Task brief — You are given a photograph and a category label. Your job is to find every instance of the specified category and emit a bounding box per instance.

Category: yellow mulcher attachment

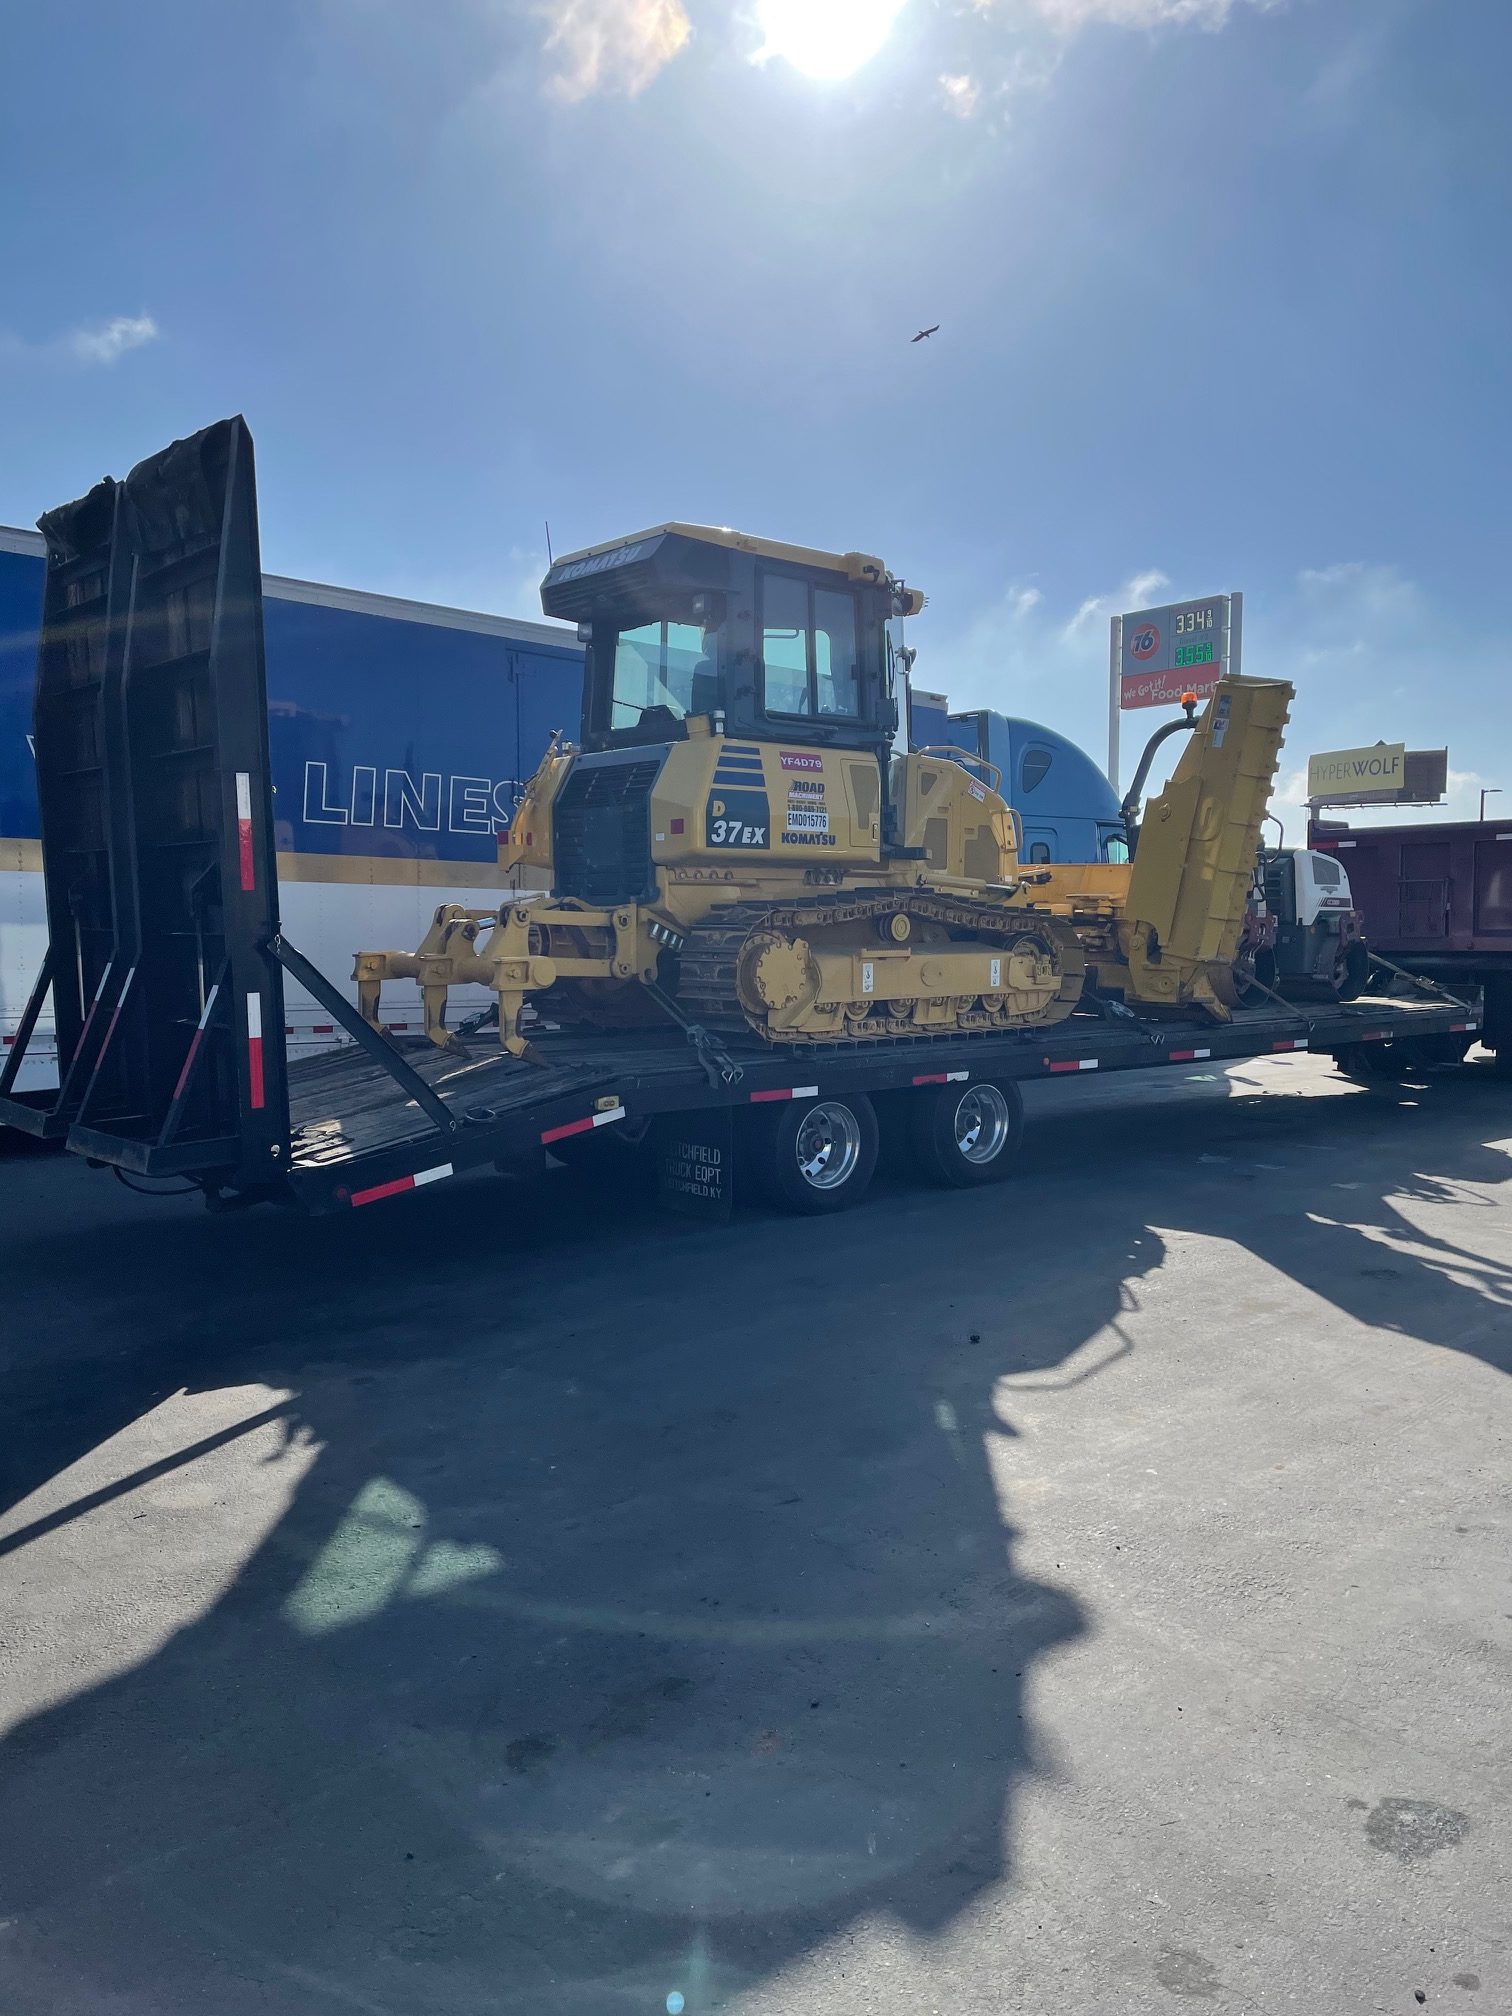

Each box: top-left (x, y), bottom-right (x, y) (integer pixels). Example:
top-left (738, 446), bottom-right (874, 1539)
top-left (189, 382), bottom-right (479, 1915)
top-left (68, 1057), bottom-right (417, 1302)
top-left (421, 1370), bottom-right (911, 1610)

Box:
top-left (1007, 674), bottom-right (1292, 1019)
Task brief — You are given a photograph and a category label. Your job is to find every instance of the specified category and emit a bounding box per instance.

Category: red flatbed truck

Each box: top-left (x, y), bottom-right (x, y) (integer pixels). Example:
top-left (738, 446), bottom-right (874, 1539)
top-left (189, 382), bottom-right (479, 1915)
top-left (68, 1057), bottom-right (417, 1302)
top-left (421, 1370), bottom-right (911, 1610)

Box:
top-left (1311, 817), bottom-right (1512, 1070)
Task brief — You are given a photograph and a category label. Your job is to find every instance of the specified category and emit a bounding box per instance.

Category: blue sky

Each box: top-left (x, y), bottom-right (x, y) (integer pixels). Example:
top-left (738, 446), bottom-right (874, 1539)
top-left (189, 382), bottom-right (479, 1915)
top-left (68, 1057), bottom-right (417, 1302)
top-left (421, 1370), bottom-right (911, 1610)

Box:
top-left (2, 0), bottom-right (1509, 821)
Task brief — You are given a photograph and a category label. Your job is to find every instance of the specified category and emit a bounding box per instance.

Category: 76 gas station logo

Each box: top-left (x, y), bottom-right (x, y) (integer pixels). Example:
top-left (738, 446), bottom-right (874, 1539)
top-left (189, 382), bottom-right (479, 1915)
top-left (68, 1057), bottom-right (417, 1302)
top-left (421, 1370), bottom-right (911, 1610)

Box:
top-left (1128, 622), bottom-right (1161, 662)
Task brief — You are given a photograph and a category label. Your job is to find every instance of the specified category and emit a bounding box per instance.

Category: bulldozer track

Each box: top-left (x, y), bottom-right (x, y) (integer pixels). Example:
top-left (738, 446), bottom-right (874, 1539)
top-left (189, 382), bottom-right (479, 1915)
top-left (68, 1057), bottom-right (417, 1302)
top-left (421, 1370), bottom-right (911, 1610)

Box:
top-left (674, 891), bottom-right (1086, 1049)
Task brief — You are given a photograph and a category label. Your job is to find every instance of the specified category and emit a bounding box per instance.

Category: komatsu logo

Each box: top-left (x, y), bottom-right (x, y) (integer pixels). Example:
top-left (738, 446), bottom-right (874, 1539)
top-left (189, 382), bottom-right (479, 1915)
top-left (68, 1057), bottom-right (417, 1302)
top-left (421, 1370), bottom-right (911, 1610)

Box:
top-left (549, 540), bottom-right (648, 584)
top-left (302, 762), bottom-right (518, 835)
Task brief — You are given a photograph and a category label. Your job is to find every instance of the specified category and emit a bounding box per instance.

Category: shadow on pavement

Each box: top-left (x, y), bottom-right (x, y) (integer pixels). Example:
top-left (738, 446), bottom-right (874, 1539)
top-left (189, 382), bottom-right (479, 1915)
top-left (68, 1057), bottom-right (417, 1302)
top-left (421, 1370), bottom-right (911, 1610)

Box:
top-left (0, 1059), bottom-right (1508, 2011)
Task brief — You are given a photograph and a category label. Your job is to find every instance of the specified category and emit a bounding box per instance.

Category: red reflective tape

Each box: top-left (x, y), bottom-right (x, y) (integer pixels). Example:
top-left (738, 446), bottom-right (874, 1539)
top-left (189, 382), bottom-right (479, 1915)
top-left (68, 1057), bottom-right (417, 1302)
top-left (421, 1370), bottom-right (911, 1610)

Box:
top-left (750, 1088), bottom-right (792, 1102)
top-left (541, 1113), bottom-right (596, 1144)
top-left (75, 960), bottom-right (114, 1049)
top-left (170, 1028), bottom-right (206, 1102)
top-left (350, 1162), bottom-right (452, 1207)
top-left (351, 1174), bottom-right (415, 1207)
top-left (2, 1035), bottom-right (13, 1047)
top-left (235, 773), bottom-right (255, 892)
top-left (312, 1024), bottom-right (335, 1035)
top-left (94, 966), bottom-right (136, 1063)
top-left (246, 991), bottom-right (265, 1108)
top-left (1451, 1021), bottom-right (1476, 1032)
top-left (1046, 1058), bottom-right (1098, 1074)
top-left (750, 1083), bottom-right (819, 1103)
top-left (1271, 1039), bottom-right (1309, 1052)
top-left (912, 1073), bottom-right (947, 1085)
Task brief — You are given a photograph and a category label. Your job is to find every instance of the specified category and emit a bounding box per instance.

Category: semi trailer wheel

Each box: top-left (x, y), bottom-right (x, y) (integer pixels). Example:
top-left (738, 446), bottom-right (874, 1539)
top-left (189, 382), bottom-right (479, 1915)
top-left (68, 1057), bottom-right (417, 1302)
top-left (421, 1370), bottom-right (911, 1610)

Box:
top-left (1332, 1043), bottom-right (1386, 1084)
top-left (1333, 1035), bottom-right (1470, 1083)
top-left (909, 1079), bottom-right (1023, 1187)
top-left (757, 1095), bottom-right (879, 1214)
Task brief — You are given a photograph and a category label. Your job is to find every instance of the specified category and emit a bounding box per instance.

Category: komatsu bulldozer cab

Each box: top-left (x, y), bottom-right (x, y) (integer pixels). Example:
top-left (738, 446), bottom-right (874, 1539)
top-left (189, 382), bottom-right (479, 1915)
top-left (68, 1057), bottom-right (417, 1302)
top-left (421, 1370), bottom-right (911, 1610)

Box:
top-left (540, 523), bottom-right (919, 759)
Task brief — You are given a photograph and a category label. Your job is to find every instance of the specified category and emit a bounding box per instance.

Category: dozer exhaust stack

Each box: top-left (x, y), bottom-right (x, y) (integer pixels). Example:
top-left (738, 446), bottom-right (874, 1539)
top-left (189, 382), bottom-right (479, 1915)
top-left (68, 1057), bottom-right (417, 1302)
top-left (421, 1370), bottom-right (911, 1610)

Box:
top-left (1119, 674), bottom-right (1292, 1017)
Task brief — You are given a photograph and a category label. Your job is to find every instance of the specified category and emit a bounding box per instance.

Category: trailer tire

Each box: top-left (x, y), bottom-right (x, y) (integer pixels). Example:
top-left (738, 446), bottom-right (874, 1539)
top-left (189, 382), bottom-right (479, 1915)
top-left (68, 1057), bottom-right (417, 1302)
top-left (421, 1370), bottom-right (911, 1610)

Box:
top-left (1399, 1033), bottom-right (1474, 1071)
top-left (908, 1079), bottom-right (1023, 1187)
top-left (1332, 1043), bottom-right (1387, 1084)
top-left (757, 1095), bottom-right (879, 1214)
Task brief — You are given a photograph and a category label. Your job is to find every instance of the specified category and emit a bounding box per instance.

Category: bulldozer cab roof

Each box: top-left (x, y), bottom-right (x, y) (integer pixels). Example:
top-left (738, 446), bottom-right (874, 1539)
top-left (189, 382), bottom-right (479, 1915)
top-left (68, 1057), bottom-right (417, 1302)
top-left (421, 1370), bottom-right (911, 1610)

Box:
top-left (541, 522), bottom-right (925, 623)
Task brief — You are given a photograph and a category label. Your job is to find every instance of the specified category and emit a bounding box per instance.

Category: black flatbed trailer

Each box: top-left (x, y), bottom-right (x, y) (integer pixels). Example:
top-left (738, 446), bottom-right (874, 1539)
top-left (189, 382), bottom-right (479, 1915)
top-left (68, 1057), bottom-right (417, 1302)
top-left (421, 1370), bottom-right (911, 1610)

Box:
top-left (259, 992), bottom-right (1476, 1214)
top-left (0, 418), bottom-right (1484, 1219)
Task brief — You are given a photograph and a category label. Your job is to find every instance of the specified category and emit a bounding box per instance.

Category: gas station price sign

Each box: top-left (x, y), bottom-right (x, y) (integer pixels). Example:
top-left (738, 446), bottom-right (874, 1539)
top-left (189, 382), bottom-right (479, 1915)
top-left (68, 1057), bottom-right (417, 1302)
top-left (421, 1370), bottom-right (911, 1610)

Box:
top-left (1119, 595), bottom-right (1234, 711)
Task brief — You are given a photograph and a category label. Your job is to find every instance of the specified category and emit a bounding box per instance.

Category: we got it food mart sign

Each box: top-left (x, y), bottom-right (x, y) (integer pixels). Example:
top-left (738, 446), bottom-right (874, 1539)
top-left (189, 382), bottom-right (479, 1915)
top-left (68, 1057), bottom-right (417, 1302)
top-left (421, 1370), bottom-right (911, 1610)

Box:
top-left (1119, 594), bottom-right (1236, 710)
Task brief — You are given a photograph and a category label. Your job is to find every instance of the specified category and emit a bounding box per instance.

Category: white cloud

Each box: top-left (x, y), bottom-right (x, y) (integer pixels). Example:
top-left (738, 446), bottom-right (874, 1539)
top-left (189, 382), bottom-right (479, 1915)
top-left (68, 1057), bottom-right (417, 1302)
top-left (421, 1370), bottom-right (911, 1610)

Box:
top-left (539, 0), bottom-right (690, 101)
top-left (0, 313), bottom-right (161, 369)
top-left (939, 72), bottom-right (981, 118)
top-left (944, 0), bottom-right (1274, 117)
top-left (1003, 0), bottom-right (1267, 29)
top-left (67, 313), bottom-right (160, 365)
top-left (1062, 566), bottom-right (1169, 639)
top-left (1010, 586), bottom-right (1042, 618)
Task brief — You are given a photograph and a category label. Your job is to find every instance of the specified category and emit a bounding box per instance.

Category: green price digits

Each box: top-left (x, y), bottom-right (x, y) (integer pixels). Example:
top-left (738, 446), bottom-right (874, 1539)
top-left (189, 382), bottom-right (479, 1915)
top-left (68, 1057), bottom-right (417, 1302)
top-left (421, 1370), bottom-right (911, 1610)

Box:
top-left (1174, 642), bottom-right (1214, 668)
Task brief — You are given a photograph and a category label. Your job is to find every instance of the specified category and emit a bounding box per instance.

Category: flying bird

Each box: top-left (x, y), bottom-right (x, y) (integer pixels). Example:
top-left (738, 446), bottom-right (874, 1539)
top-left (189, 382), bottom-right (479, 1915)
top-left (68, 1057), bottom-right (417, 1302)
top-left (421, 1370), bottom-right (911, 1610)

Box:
top-left (911, 325), bottom-right (940, 343)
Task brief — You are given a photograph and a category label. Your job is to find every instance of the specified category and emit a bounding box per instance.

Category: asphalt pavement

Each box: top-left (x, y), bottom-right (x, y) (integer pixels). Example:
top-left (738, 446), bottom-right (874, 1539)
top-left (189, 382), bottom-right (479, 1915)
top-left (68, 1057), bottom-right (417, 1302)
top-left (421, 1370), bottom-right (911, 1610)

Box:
top-left (1, 1053), bottom-right (1508, 2015)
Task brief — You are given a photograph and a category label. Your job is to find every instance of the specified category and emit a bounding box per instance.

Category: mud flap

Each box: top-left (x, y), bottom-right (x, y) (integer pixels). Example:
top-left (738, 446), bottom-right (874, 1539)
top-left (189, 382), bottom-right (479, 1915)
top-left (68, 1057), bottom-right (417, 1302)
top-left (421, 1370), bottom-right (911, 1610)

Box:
top-left (654, 1107), bottom-right (735, 1220)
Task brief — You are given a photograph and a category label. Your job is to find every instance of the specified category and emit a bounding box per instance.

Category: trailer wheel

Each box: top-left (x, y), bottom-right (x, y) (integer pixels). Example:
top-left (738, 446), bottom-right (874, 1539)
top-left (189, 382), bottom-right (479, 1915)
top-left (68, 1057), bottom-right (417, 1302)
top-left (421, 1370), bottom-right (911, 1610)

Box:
top-left (758, 1095), bottom-right (879, 1214)
top-left (909, 1079), bottom-right (1023, 1187)
top-left (1398, 1033), bottom-right (1474, 1071)
top-left (1332, 1043), bottom-right (1383, 1084)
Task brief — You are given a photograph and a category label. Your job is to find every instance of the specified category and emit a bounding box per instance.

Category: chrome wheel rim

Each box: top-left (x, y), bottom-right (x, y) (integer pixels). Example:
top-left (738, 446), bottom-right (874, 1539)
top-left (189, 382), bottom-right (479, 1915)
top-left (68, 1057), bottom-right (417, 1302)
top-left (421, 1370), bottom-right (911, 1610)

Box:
top-left (795, 1103), bottom-right (862, 1189)
top-left (954, 1084), bottom-right (1011, 1164)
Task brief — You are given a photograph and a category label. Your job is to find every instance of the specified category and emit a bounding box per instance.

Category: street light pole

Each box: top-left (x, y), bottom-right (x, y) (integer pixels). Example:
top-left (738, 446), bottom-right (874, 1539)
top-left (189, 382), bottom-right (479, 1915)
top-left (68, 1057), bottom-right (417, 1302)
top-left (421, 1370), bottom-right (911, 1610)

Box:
top-left (1480, 788), bottom-right (1502, 821)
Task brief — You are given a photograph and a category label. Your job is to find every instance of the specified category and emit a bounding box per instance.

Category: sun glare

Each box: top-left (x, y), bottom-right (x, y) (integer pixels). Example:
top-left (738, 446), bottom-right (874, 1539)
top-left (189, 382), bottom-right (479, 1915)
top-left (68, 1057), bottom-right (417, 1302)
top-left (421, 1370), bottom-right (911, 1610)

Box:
top-left (755, 0), bottom-right (909, 82)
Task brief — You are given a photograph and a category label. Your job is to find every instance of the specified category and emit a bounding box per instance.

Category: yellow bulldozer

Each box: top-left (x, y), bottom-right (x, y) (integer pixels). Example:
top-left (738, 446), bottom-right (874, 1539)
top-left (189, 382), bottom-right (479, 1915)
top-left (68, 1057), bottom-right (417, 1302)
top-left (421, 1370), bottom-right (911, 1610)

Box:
top-left (353, 524), bottom-right (1291, 1056)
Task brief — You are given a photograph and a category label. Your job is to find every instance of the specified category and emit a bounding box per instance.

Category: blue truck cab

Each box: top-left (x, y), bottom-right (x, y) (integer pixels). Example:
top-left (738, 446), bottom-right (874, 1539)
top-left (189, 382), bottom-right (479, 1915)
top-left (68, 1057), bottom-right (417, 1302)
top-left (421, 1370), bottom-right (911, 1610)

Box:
top-left (906, 687), bottom-right (1126, 865)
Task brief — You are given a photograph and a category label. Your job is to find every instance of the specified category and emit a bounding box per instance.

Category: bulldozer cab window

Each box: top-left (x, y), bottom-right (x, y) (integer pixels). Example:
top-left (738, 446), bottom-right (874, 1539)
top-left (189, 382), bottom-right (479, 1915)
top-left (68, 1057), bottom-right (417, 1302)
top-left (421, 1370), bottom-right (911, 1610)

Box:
top-left (611, 619), bottom-right (720, 729)
top-left (761, 575), bottom-right (810, 715)
top-left (760, 572), bottom-right (860, 720)
top-left (815, 588), bottom-right (859, 716)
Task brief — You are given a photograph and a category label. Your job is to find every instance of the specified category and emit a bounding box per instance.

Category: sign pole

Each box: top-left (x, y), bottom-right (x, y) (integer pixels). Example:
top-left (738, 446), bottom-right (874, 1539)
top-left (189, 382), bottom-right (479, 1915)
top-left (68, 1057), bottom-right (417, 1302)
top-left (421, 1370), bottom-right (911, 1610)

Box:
top-left (1229, 590), bottom-right (1243, 678)
top-left (1107, 614), bottom-right (1122, 790)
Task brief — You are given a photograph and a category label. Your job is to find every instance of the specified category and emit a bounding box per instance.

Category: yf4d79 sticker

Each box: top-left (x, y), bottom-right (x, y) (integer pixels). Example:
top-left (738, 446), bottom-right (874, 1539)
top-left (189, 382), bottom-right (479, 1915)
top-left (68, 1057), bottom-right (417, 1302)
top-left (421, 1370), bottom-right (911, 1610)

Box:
top-left (706, 791), bottom-right (770, 849)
